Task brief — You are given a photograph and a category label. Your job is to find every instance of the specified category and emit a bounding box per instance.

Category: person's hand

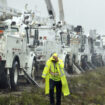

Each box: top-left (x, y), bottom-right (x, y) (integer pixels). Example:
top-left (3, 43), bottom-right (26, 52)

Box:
top-left (42, 78), bottom-right (45, 84)
top-left (53, 56), bottom-right (58, 62)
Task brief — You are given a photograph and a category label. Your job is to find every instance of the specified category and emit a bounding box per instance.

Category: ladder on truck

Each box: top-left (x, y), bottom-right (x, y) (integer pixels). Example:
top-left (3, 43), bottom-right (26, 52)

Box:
top-left (23, 69), bottom-right (40, 88)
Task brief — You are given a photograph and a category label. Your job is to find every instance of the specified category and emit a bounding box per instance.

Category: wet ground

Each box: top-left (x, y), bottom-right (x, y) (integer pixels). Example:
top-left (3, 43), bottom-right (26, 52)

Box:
top-left (0, 75), bottom-right (44, 97)
top-left (0, 67), bottom-right (105, 105)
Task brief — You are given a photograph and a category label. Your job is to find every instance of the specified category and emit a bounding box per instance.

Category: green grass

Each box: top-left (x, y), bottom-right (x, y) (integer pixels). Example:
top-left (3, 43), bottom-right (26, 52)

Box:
top-left (1, 67), bottom-right (105, 105)
top-left (0, 88), bottom-right (49, 105)
top-left (67, 67), bottom-right (105, 105)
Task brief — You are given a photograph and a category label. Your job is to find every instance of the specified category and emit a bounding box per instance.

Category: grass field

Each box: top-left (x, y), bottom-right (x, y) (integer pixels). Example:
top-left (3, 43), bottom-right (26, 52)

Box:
top-left (0, 67), bottom-right (105, 105)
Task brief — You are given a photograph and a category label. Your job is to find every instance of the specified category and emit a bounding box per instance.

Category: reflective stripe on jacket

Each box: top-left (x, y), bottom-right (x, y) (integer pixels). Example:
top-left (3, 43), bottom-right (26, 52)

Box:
top-left (42, 57), bottom-right (70, 96)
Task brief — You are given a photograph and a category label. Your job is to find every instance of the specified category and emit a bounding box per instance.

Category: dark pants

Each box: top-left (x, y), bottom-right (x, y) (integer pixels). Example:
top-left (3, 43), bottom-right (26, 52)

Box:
top-left (49, 79), bottom-right (62, 105)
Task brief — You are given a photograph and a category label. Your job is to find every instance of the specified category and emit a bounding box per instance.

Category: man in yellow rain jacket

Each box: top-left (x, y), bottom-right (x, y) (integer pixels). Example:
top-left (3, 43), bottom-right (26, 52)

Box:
top-left (42, 53), bottom-right (70, 105)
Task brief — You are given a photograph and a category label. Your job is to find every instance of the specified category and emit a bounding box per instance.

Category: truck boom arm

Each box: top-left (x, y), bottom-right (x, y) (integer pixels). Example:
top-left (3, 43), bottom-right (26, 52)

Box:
top-left (58, 0), bottom-right (64, 23)
top-left (44, 0), bottom-right (55, 20)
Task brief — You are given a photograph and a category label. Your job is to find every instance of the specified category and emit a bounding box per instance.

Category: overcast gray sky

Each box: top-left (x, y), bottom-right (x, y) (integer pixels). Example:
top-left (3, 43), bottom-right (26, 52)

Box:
top-left (7, 0), bottom-right (105, 35)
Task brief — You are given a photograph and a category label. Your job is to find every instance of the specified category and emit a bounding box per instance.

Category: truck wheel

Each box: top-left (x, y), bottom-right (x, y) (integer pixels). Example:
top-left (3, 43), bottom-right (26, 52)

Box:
top-left (10, 61), bottom-right (19, 90)
top-left (65, 56), bottom-right (69, 70)
top-left (31, 60), bottom-right (38, 81)
top-left (0, 61), bottom-right (8, 89)
top-left (64, 54), bottom-right (72, 74)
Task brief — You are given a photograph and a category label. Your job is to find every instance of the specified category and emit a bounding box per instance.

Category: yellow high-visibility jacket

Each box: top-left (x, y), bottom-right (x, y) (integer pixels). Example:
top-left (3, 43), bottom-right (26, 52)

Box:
top-left (42, 57), bottom-right (70, 96)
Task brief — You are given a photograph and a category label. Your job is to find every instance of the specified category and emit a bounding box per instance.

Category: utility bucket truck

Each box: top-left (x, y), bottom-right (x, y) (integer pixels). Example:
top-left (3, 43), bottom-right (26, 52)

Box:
top-left (0, 1), bottom-right (41, 90)
top-left (0, 17), bottom-right (40, 90)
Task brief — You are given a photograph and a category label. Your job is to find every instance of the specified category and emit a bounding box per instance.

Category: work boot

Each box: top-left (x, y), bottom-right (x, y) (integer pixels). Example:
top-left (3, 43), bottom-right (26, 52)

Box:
top-left (50, 104), bottom-right (55, 105)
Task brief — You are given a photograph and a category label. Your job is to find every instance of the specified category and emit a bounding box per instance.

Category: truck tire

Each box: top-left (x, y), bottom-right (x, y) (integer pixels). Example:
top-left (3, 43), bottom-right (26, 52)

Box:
top-left (10, 61), bottom-right (19, 90)
top-left (64, 54), bottom-right (73, 74)
top-left (0, 61), bottom-right (8, 89)
top-left (31, 59), bottom-right (38, 81)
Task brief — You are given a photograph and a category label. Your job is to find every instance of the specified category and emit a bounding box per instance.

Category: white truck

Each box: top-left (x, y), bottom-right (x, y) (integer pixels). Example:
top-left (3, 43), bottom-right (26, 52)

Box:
top-left (89, 30), bottom-right (104, 67)
top-left (33, 0), bottom-right (67, 70)
top-left (60, 25), bottom-right (96, 74)
top-left (0, 0), bottom-right (41, 90)
top-left (35, 25), bottom-right (67, 70)
top-left (0, 16), bottom-right (39, 90)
